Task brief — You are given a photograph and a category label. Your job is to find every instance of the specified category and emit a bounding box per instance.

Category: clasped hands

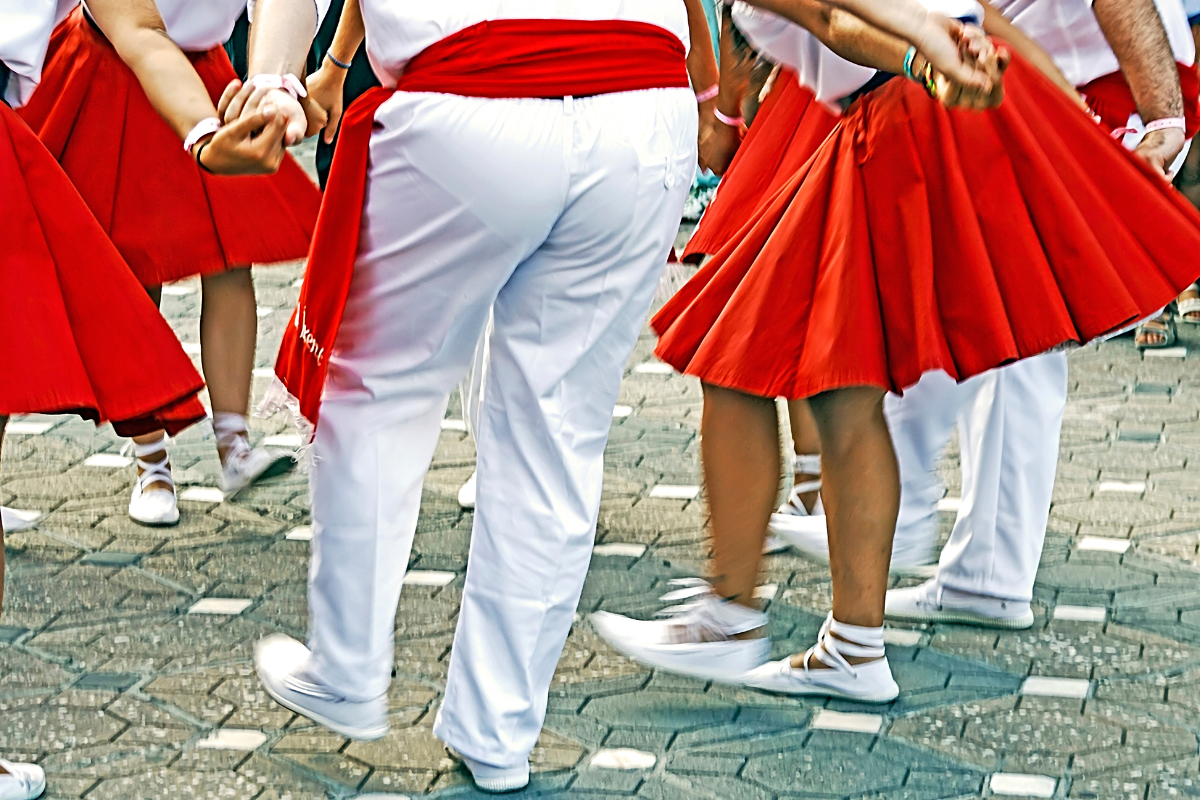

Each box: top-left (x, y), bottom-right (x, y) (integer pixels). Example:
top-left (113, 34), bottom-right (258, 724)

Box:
top-left (189, 76), bottom-right (328, 176)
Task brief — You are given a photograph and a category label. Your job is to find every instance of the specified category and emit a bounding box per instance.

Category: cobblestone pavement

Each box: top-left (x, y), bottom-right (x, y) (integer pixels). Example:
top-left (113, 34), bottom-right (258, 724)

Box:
top-left (9, 191), bottom-right (1200, 796)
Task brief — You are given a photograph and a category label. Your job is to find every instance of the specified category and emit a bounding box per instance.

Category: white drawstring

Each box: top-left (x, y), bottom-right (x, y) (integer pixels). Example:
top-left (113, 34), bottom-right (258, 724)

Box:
top-left (801, 613), bottom-right (886, 678)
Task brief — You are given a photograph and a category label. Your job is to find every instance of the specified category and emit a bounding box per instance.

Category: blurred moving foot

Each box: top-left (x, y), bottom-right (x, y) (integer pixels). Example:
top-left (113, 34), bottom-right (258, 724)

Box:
top-left (446, 748), bottom-right (530, 794)
top-left (885, 580), bottom-right (1033, 629)
top-left (219, 445), bottom-right (293, 496)
top-left (591, 579), bottom-right (770, 682)
top-left (0, 758), bottom-right (46, 800)
top-left (0, 508), bottom-right (40, 533)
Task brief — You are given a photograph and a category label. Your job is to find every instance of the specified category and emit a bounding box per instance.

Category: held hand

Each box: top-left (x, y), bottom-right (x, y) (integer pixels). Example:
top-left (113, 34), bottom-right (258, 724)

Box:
top-left (697, 102), bottom-right (742, 175)
top-left (195, 108), bottom-right (290, 175)
top-left (1133, 127), bottom-right (1187, 177)
top-left (307, 63), bottom-right (347, 144)
top-left (219, 79), bottom-right (308, 145)
top-left (914, 14), bottom-right (993, 96)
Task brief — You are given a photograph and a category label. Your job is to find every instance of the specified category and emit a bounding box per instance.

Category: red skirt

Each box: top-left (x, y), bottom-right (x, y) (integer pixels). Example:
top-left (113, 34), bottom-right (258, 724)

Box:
top-left (682, 72), bottom-right (839, 261)
top-left (654, 53), bottom-right (1200, 400)
top-left (18, 8), bottom-right (321, 287)
top-left (0, 104), bottom-right (206, 436)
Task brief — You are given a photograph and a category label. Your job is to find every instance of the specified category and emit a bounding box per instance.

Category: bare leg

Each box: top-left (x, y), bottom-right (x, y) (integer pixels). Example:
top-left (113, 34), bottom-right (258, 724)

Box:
top-left (786, 399), bottom-right (822, 512)
top-left (703, 384), bottom-right (779, 608)
top-left (200, 267), bottom-right (257, 461)
top-left (794, 386), bottom-right (898, 667)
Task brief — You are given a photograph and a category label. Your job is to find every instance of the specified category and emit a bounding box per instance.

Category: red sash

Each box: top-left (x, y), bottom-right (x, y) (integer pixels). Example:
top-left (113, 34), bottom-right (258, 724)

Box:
top-left (1080, 61), bottom-right (1200, 139)
top-left (274, 19), bottom-right (690, 426)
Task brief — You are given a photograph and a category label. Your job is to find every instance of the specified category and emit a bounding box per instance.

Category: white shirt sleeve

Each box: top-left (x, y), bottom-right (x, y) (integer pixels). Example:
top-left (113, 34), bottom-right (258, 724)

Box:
top-left (247, 0), bottom-right (333, 28)
top-left (0, 0), bottom-right (76, 106)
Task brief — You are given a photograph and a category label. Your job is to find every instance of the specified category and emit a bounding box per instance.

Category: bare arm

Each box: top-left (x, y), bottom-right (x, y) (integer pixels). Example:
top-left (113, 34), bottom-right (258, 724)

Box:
top-left (744, 0), bottom-right (994, 91)
top-left (88, 0), bottom-right (291, 174)
top-left (305, 0), bottom-right (364, 143)
top-left (89, 0), bottom-right (218, 141)
top-left (1093, 0), bottom-right (1185, 175)
top-left (684, 0), bottom-right (721, 93)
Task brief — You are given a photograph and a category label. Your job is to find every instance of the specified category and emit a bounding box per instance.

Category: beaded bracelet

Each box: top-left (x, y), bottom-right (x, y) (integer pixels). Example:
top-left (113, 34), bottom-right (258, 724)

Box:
top-left (921, 61), bottom-right (939, 100)
top-left (326, 52), bottom-right (353, 70)
top-left (902, 47), bottom-right (919, 82)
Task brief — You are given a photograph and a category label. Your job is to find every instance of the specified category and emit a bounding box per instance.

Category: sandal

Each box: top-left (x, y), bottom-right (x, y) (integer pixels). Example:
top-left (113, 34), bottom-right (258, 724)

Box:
top-left (1179, 284), bottom-right (1200, 324)
top-left (1136, 313), bottom-right (1177, 350)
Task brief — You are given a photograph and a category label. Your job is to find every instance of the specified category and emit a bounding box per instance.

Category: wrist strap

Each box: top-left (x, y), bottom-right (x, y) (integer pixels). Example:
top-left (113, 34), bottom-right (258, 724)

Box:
top-left (695, 83), bottom-right (720, 103)
top-left (713, 108), bottom-right (744, 127)
top-left (326, 52), bottom-right (353, 70)
top-left (247, 73), bottom-right (308, 100)
top-left (194, 141), bottom-right (216, 175)
top-left (1145, 117), bottom-right (1186, 133)
top-left (903, 47), bottom-right (919, 82)
top-left (183, 117), bottom-right (221, 153)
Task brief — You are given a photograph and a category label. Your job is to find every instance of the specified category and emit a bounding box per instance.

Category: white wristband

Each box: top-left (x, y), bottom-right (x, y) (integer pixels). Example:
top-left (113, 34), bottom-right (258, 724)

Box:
top-left (183, 117), bottom-right (221, 153)
top-left (1145, 117), bottom-right (1186, 133)
top-left (247, 73), bottom-right (308, 100)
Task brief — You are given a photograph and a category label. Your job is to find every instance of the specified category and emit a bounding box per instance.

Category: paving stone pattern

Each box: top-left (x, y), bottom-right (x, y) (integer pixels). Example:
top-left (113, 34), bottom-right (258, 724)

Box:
top-left (9, 208), bottom-right (1200, 796)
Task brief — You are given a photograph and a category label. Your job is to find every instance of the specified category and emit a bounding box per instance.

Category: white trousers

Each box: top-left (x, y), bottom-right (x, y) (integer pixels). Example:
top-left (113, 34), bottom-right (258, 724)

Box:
top-left (307, 89), bottom-right (696, 766)
top-left (887, 352), bottom-right (1068, 602)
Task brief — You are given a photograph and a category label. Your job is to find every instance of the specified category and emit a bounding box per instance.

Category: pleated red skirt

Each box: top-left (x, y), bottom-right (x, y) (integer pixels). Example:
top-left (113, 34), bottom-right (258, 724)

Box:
top-left (18, 8), bottom-right (321, 287)
top-left (683, 72), bottom-right (839, 261)
top-left (654, 53), bottom-right (1200, 400)
top-left (0, 104), bottom-right (206, 436)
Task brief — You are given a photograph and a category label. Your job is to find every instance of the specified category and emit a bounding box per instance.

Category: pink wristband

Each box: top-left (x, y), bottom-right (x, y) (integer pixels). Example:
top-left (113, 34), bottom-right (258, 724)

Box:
top-left (1144, 117), bottom-right (1186, 133)
top-left (247, 73), bottom-right (308, 100)
top-left (713, 108), bottom-right (745, 128)
top-left (183, 117), bottom-right (221, 153)
top-left (695, 83), bottom-right (720, 103)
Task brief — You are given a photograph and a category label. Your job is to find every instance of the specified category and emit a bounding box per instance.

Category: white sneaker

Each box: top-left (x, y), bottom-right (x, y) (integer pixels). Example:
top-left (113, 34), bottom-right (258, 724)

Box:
top-left (446, 748), bottom-right (529, 794)
top-left (0, 508), bottom-right (40, 533)
top-left (885, 580), bottom-right (1034, 629)
top-left (0, 759), bottom-right (45, 800)
top-left (128, 438), bottom-right (179, 527)
top-left (254, 634), bottom-right (389, 740)
top-left (220, 447), bottom-right (293, 496)
top-left (458, 471), bottom-right (477, 510)
top-left (590, 579), bottom-right (771, 682)
top-left (740, 614), bottom-right (899, 703)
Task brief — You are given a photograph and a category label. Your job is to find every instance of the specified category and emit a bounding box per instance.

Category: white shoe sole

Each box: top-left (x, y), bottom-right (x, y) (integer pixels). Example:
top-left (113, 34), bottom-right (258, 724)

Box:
top-left (591, 613), bottom-right (770, 682)
top-left (885, 605), bottom-right (1034, 629)
top-left (259, 678), bottom-right (390, 741)
top-left (750, 681), bottom-right (900, 703)
top-left (129, 511), bottom-right (180, 528)
top-left (445, 749), bottom-right (529, 794)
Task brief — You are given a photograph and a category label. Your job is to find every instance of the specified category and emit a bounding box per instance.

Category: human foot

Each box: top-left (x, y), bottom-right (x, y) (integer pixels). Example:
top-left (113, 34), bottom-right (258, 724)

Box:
top-left (1178, 284), bottom-right (1200, 324)
top-left (213, 413), bottom-right (293, 495)
top-left (128, 435), bottom-right (178, 527)
top-left (1135, 313), bottom-right (1176, 349)
top-left (591, 579), bottom-right (770, 682)
top-left (740, 613), bottom-right (898, 702)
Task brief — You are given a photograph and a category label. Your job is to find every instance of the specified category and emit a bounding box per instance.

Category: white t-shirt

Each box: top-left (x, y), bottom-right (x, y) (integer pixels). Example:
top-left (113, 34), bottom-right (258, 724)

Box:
top-left (360, 0), bottom-right (690, 88)
top-left (1, 0), bottom-right (77, 105)
top-left (991, 0), bottom-right (1194, 87)
top-left (731, 0), bottom-right (984, 105)
top-left (148, 0), bottom-right (331, 52)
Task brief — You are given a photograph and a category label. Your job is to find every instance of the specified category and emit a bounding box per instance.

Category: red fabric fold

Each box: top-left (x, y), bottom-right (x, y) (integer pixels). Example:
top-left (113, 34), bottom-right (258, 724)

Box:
top-left (275, 18), bottom-right (691, 426)
top-left (1, 104), bottom-right (206, 436)
top-left (19, 7), bottom-right (322, 286)
top-left (683, 72), bottom-right (839, 261)
top-left (653, 53), bottom-right (1200, 401)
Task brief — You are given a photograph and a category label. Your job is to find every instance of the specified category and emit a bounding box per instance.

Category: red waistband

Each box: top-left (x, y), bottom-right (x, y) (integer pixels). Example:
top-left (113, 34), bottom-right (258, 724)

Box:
top-left (274, 19), bottom-right (690, 427)
top-left (397, 18), bottom-right (690, 98)
top-left (1080, 62), bottom-right (1200, 139)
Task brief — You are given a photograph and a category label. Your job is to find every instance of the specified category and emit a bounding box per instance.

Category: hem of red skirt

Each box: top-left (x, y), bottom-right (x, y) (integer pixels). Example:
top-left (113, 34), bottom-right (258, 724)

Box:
top-left (132, 253), bottom-right (308, 287)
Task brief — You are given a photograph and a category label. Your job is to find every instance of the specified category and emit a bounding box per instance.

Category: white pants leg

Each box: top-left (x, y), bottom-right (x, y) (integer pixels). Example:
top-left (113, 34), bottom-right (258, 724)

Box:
top-left (306, 87), bottom-right (695, 746)
top-left (937, 351), bottom-right (1067, 602)
top-left (435, 93), bottom-right (696, 768)
top-left (886, 371), bottom-right (978, 566)
top-left (460, 314), bottom-right (492, 442)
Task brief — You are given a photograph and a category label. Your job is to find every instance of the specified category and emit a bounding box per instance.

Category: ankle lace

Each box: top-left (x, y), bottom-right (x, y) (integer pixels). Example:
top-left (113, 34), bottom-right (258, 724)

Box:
top-left (129, 436), bottom-right (174, 493)
top-left (801, 614), bottom-right (885, 677)
top-left (786, 454), bottom-right (821, 514)
top-left (655, 579), bottom-right (766, 642)
top-left (213, 412), bottom-right (252, 464)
